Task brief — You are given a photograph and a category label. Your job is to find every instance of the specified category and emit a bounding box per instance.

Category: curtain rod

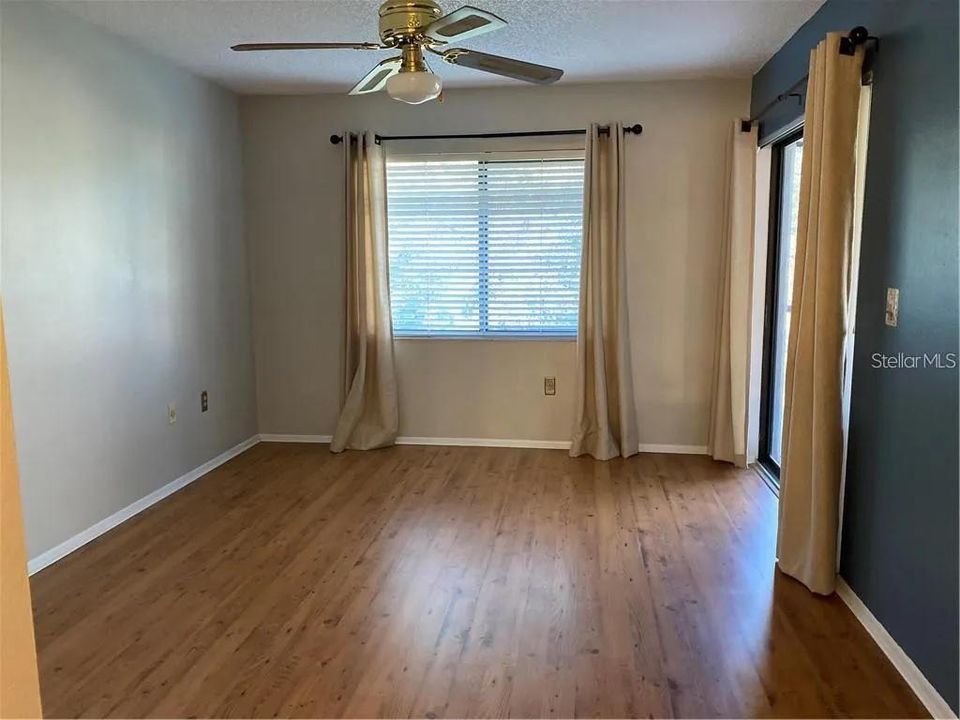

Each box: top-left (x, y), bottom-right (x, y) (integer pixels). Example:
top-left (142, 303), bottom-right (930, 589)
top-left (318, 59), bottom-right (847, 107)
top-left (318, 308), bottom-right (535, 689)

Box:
top-left (330, 124), bottom-right (643, 145)
top-left (740, 26), bottom-right (878, 132)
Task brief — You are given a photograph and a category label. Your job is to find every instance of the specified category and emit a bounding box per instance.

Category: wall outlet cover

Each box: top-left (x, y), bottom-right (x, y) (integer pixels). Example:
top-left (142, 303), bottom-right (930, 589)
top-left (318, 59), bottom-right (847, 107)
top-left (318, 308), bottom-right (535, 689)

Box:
top-left (167, 402), bottom-right (177, 424)
top-left (201, 390), bottom-right (209, 412)
top-left (544, 377), bottom-right (556, 396)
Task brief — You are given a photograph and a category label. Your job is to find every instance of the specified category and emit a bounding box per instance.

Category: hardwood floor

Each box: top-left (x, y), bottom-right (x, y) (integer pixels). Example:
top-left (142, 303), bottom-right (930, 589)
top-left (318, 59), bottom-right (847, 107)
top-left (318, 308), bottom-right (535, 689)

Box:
top-left (31, 443), bottom-right (926, 718)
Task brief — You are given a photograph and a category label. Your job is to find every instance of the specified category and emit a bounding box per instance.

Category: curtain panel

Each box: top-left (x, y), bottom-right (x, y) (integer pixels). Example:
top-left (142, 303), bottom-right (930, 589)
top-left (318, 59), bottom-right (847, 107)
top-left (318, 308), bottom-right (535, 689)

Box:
top-left (708, 121), bottom-right (758, 467)
top-left (777, 33), bottom-right (866, 594)
top-left (570, 123), bottom-right (639, 460)
top-left (330, 131), bottom-right (399, 452)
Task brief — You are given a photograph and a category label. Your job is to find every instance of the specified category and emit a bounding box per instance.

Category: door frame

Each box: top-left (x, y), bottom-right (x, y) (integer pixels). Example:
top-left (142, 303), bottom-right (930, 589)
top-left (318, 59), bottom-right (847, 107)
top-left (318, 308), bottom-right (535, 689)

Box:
top-left (757, 126), bottom-right (804, 483)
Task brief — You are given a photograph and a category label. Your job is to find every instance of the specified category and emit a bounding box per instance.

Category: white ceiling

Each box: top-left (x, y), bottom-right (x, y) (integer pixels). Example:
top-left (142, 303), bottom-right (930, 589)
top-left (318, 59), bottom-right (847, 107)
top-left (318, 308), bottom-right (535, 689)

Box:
top-left (54, 0), bottom-right (825, 95)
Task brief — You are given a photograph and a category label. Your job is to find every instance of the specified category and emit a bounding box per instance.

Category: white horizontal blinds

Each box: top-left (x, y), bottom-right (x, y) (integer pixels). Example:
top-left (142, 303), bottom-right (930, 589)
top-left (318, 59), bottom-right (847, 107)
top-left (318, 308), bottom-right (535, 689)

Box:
top-left (387, 160), bottom-right (481, 334)
top-left (387, 154), bottom-right (584, 337)
top-left (484, 159), bottom-right (583, 334)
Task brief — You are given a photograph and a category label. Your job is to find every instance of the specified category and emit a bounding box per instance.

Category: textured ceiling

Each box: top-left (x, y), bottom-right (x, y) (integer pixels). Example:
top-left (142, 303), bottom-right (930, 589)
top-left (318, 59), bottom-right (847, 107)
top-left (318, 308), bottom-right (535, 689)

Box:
top-left (53, 0), bottom-right (825, 95)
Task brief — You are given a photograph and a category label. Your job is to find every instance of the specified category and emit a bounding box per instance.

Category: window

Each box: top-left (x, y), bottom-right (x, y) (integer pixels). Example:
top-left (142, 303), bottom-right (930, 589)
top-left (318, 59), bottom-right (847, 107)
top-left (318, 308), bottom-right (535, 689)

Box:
top-left (759, 129), bottom-right (804, 482)
top-left (386, 154), bottom-right (584, 337)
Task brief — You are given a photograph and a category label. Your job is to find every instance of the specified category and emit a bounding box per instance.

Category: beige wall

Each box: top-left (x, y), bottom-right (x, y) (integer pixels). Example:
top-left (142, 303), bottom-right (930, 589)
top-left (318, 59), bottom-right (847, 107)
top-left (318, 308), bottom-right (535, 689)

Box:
top-left (1, 1), bottom-right (258, 558)
top-left (241, 79), bottom-right (751, 445)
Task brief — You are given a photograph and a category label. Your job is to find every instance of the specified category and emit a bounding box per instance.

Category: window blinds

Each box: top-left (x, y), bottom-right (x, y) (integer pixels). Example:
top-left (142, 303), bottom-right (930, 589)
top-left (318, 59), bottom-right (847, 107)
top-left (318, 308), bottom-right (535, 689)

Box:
top-left (386, 155), bottom-right (584, 337)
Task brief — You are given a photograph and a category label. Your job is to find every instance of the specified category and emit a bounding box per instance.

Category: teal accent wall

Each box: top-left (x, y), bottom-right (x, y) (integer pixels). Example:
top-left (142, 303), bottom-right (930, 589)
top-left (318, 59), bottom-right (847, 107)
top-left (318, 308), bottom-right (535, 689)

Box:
top-left (751, 1), bottom-right (959, 711)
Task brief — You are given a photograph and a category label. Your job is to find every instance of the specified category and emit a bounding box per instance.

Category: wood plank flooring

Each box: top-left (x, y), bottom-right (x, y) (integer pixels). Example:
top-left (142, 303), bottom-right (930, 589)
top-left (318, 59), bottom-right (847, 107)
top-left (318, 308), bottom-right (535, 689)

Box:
top-left (31, 443), bottom-right (927, 718)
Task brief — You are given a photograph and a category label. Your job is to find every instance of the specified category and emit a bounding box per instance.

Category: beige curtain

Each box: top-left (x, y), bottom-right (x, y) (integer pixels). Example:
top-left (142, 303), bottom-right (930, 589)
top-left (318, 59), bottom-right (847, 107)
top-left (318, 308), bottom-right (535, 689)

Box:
top-left (708, 122), bottom-right (758, 467)
top-left (570, 123), bottom-right (639, 460)
top-left (777, 33), bottom-right (866, 594)
top-left (330, 132), bottom-right (399, 452)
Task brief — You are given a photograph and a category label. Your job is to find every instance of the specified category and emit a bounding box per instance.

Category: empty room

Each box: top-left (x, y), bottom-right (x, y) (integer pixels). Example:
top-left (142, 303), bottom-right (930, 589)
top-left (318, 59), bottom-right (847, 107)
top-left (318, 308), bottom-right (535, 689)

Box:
top-left (1, 0), bottom-right (957, 718)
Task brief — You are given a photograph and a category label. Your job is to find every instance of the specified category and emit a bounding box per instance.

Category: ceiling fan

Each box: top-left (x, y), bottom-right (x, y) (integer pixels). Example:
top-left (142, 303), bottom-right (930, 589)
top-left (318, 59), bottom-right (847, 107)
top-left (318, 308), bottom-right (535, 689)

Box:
top-left (232, 0), bottom-right (564, 104)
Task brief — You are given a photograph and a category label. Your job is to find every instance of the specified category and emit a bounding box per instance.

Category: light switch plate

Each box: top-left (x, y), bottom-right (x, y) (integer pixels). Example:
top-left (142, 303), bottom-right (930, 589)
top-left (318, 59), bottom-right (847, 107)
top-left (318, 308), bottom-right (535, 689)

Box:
top-left (167, 402), bottom-right (177, 424)
top-left (544, 377), bottom-right (556, 396)
top-left (885, 287), bottom-right (899, 327)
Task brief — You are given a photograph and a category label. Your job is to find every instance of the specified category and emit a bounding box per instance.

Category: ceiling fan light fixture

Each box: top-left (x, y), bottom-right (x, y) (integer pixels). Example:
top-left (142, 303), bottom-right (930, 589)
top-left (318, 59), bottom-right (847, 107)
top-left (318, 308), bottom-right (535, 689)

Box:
top-left (231, 1), bottom-right (564, 104)
top-left (386, 70), bottom-right (442, 104)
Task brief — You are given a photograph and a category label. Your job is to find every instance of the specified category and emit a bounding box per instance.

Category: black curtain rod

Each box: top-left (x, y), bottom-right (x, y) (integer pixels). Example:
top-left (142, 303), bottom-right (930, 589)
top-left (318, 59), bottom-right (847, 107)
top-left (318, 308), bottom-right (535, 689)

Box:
top-left (330, 123), bottom-right (643, 145)
top-left (740, 26), bottom-right (878, 132)
top-left (740, 76), bottom-right (808, 133)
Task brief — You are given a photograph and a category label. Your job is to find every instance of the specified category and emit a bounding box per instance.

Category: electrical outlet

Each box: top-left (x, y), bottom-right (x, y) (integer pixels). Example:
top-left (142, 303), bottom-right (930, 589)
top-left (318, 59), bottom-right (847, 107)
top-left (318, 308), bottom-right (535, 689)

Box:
top-left (201, 390), bottom-right (209, 413)
top-left (544, 376), bottom-right (556, 396)
top-left (885, 287), bottom-right (900, 327)
top-left (167, 402), bottom-right (177, 425)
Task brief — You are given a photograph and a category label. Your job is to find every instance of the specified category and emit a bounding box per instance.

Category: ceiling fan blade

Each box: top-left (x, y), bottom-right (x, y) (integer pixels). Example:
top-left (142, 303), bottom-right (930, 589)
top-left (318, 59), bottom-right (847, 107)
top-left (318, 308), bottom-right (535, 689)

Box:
top-left (425, 6), bottom-right (506, 43)
top-left (231, 42), bottom-right (381, 51)
top-left (348, 56), bottom-right (403, 95)
top-left (441, 49), bottom-right (563, 85)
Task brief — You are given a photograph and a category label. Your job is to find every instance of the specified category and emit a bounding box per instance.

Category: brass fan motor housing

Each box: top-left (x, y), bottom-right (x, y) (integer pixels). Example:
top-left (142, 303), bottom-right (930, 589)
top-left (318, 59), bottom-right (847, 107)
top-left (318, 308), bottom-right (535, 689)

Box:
top-left (378, 0), bottom-right (442, 46)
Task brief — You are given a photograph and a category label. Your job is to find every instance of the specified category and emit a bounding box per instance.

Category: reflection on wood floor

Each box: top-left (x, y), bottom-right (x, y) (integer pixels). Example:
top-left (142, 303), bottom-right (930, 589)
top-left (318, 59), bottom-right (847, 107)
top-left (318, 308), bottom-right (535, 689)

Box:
top-left (31, 443), bottom-right (927, 718)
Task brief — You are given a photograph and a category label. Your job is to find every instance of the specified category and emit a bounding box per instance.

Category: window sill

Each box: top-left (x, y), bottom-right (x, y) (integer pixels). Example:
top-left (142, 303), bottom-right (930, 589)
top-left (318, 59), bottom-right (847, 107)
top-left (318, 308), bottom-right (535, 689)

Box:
top-left (394, 334), bottom-right (577, 342)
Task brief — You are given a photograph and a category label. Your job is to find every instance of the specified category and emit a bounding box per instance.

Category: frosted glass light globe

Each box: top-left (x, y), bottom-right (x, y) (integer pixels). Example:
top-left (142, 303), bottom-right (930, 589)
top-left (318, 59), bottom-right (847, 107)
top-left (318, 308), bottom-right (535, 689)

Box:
top-left (386, 71), bottom-right (442, 104)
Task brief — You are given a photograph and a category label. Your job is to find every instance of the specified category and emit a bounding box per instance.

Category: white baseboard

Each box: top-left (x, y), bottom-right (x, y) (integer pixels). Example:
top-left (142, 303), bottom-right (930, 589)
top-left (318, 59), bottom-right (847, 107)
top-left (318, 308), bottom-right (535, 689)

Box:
top-left (257, 434), bottom-right (709, 455)
top-left (837, 578), bottom-right (956, 719)
top-left (258, 434), bottom-right (569, 450)
top-left (398, 438), bottom-right (708, 454)
top-left (27, 435), bottom-right (260, 576)
top-left (638, 443), bottom-right (708, 455)
top-left (259, 433), bottom-right (333, 443)
top-left (397, 436), bottom-right (571, 449)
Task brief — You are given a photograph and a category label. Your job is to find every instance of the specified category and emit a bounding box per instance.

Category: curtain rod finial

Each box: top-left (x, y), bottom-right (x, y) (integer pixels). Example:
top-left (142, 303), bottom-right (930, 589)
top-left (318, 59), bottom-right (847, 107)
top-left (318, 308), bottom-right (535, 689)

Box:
top-left (840, 26), bottom-right (871, 55)
top-left (848, 26), bottom-right (869, 44)
top-left (330, 134), bottom-right (343, 145)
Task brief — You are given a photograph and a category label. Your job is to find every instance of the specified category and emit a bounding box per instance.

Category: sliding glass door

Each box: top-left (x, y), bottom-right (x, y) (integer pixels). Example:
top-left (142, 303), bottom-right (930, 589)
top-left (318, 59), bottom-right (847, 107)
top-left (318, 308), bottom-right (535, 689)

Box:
top-left (759, 130), bottom-right (804, 481)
